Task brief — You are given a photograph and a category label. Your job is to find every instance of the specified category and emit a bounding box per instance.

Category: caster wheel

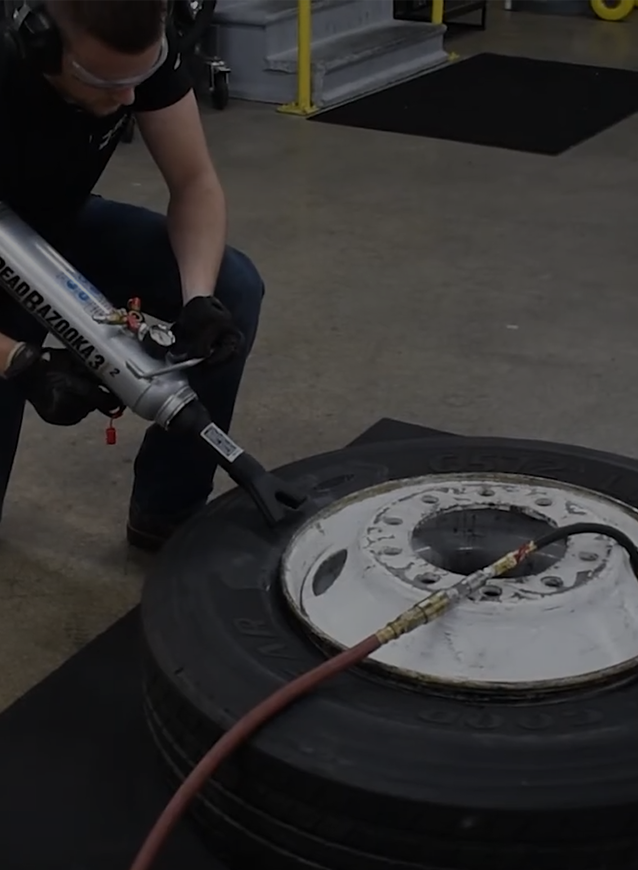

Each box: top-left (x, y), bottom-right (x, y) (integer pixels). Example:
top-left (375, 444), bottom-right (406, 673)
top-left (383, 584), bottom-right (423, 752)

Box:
top-left (211, 71), bottom-right (229, 110)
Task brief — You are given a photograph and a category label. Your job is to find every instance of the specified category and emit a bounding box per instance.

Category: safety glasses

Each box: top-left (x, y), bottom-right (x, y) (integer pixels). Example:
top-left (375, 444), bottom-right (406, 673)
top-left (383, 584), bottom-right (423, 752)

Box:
top-left (68, 34), bottom-right (169, 90)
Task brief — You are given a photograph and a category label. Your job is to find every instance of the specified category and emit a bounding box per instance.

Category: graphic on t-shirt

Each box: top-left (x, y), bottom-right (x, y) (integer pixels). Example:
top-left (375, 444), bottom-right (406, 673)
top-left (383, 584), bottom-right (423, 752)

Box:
top-left (93, 113), bottom-right (130, 151)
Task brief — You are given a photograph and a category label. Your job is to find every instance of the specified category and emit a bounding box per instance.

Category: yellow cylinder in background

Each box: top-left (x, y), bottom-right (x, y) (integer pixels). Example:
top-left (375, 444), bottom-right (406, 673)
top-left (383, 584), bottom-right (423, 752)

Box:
top-left (590, 0), bottom-right (634, 20)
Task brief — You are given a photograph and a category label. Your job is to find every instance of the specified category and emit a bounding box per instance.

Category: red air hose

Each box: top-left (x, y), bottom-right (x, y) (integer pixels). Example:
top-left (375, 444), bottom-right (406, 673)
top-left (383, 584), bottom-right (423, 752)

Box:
top-left (127, 634), bottom-right (381, 870)
top-left (128, 521), bottom-right (638, 870)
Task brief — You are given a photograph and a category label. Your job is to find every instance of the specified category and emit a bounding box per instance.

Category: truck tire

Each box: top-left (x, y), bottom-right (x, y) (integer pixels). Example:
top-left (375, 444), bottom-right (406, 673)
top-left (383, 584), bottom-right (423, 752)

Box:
top-left (141, 436), bottom-right (638, 870)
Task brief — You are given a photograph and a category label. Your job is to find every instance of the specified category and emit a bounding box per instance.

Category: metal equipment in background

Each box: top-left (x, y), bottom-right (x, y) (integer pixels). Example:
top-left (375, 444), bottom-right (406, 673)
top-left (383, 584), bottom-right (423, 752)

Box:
top-left (173, 0), bottom-right (230, 111)
top-left (120, 0), bottom-right (229, 144)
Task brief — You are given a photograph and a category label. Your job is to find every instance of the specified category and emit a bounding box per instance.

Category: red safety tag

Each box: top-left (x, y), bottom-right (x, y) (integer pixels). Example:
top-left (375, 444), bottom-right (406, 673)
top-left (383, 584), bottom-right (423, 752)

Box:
top-left (105, 409), bottom-right (124, 446)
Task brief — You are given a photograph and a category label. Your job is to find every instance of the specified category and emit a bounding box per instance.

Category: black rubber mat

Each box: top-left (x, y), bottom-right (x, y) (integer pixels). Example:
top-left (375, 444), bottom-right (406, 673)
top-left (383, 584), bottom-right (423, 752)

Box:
top-left (309, 52), bottom-right (638, 155)
top-left (0, 417), bottom-right (455, 870)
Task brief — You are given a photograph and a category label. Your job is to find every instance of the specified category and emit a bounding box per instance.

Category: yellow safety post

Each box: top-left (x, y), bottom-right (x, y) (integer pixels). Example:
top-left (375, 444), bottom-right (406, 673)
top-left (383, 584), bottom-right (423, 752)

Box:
top-left (278, 0), bottom-right (317, 116)
top-left (431, 0), bottom-right (459, 62)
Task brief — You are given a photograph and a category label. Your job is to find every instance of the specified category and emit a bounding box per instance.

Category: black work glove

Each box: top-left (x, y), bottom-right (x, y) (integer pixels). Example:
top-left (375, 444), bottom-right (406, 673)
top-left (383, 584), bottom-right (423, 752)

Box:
top-left (3, 344), bottom-right (122, 426)
top-left (170, 296), bottom-right (243, 367)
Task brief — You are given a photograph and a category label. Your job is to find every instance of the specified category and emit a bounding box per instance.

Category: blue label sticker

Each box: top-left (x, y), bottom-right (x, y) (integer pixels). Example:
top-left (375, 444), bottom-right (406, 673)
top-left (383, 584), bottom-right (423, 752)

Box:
top-left (55, 271), bottom-right (113, 317)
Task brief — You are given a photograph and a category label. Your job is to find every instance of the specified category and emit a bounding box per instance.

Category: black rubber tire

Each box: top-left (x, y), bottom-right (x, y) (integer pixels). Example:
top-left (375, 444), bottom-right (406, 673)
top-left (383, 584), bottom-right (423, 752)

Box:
top-left (141, 436), bottom-right (638, 870)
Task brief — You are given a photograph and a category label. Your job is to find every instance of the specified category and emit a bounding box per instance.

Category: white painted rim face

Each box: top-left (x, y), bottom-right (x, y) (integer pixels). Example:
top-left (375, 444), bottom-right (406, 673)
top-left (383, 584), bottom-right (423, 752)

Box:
top-left (280, 473), bottom-right (638, 694)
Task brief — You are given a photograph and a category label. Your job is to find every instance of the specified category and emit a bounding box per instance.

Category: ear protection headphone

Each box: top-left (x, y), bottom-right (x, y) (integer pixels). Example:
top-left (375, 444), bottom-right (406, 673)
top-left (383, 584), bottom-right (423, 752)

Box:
top-left (2, 1), bottom-right (64, 75)
top-left (2, 0), bottom-right (176, 78)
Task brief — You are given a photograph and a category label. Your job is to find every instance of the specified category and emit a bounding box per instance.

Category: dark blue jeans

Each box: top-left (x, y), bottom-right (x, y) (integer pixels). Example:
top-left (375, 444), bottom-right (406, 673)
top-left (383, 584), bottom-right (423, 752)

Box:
top-left (0, 196), bottom-right (264, 521)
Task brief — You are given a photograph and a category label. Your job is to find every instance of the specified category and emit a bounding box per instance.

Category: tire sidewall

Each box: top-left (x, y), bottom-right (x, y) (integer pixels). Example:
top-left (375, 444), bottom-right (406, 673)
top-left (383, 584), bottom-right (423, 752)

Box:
top-left (142, 436), bottom-right (638, 812)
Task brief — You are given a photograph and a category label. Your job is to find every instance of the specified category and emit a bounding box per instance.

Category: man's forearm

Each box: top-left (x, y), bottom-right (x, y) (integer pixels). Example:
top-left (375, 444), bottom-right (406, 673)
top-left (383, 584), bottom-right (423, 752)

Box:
top-left (166, 174), bottom-right (227, 305)
top-left (0, 332), bottom-right (20, 375)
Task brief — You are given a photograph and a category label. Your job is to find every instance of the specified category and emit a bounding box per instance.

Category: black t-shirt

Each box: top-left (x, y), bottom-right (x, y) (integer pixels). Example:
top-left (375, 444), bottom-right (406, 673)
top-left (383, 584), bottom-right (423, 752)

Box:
top-left (0, 23), bottom-right (192, 245)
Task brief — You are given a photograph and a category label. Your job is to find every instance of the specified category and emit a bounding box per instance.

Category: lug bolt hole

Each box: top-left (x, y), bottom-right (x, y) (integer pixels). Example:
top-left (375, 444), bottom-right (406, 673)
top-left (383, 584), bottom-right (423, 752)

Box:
top-left (382, 546), bottom-right (402, 556)
top-left (482, 585), bottom-right (502, 599)
top-left (312, 549), bottom-right (348, 596)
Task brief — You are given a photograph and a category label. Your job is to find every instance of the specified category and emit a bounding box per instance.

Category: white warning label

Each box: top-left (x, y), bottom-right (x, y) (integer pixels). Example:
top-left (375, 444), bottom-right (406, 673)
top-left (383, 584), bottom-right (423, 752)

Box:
top-left (200, 422), bottom-right (244, 463)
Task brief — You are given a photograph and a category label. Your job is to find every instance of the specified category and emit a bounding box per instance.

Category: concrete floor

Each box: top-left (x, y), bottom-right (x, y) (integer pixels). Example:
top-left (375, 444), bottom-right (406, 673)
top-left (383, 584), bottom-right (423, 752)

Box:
top-left (2, 7), bottom-right (638, 709)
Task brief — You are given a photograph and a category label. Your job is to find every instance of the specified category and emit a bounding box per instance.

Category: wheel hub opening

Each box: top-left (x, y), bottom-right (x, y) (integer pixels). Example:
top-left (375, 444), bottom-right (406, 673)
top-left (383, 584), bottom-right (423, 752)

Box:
top-left (411, 506), bottom-right (567, 577)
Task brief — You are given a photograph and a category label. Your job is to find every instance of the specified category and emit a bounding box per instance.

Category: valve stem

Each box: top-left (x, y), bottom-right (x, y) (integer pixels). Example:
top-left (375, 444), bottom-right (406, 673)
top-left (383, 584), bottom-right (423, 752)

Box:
top-left (376, 540), bottom-right (538, 644)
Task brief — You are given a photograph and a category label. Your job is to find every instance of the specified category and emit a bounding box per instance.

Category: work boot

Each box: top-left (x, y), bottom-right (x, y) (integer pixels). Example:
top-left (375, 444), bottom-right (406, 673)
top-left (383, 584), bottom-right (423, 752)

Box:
top-left (126, 500), bottom-right (207, 553)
